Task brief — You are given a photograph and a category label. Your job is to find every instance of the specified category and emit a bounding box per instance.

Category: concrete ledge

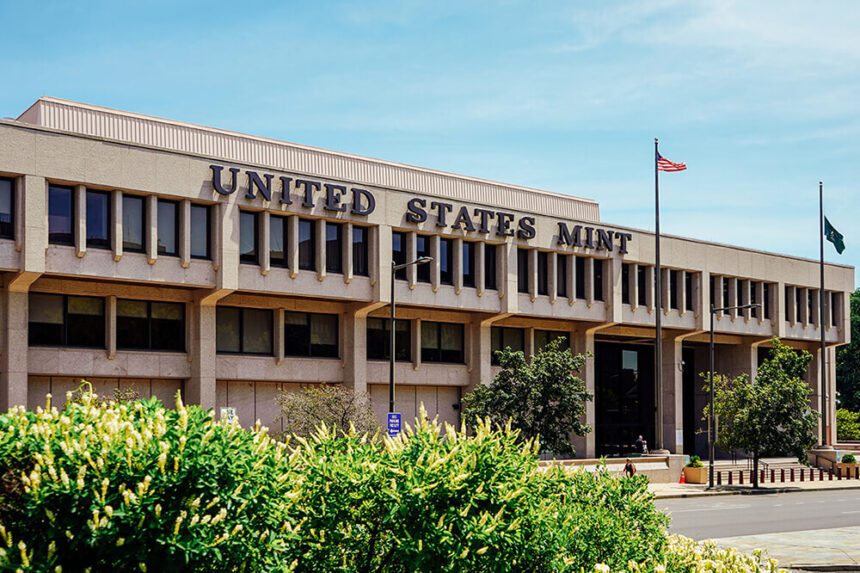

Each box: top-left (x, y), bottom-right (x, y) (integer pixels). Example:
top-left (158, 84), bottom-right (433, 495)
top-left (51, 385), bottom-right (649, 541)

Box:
top-left (540, 455), bottom-right (686, 484)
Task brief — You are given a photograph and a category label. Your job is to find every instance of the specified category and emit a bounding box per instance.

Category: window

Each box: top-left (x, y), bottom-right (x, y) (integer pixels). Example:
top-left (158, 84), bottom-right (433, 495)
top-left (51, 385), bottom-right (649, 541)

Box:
top-left (0, 177), bottom-right (13, 239)
top-left (353, 226), bottom-right (369, 277)
top-left (85, 190), bottom-right (110, 249)
top-left (764, 283), bottom-right (771, 319)
top-left (557, 254), bottom-right (568, 298)
top-left (831, 292), bottom-right (839, 327)
top-left (576, 256), bottom-right (586, 300)
top-left (462, 242), bottom-right (475, 288)
top-left (491, 326), bottom-right (524, 365)
top-left (29, 294), bottom-right (104, 348)
top-left (270, 215), bottom-right (288, 268)
top-left (157, 200), bottom-right (179, 257)
top-left (736, 279), bottom-right (744, 312)
top-left (440, 237), bottom-right (454, 285)
top-left (48, 185), bottom-right (74, 245)
top-left (484, 244), bottom-right (497, 290)
top-left (517, 248), bottom-right (529, 294)
top-left (795, 287), bottom-right (803, 321)
top-left (669, 270), bottom-right (679, 310)
top-left (216, 307), bottom-right (272, 355)
top-left (326, 222), bottom-right (343, 273)
top-left (392, 231), bottom-right (407, 280)
top-left (367, 317), bottom-right (411, 361)
top-left (808, 290), bottom-right (815, 325)
top-left (239, 211), bottom-right (258, 264)
top-left (751, 283), bottom-right (759, 318)
top-left (421, 321), bottom-right (464, 363)
top-left (537, 252), bottom-right (549, 296)
top-left (685, 272), bottom-right (694, 311)
top-left (416, 235), bottom-right (431, 283)
top-left (284, 312), bottom-right (338, 358)
top-left (535, 330), bottom-right (568, 352)
top-left (622, 264), bottom-right (631, 304)
top-left (122, 195), bottom-right (146, 253)
top-left (637, 266), bottom-right (647, 306)
top-left (298, 219), bottom-right (316, 271)
top-left (117, 300), bottom-right (184, 352)
top-left (593, 259), bottom-right (604, 301)
top-left (785, 285), bottom-right (791, 319)
top-left (190, 204), bottom-right (210, 260)
top-left (722, 278), bottom-right (730, 309)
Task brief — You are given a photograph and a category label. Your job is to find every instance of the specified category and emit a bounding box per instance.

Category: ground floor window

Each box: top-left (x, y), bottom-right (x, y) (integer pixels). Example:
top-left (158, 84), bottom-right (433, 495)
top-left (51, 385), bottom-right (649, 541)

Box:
top-left (284, 312), bottom-right (338, 358)
top-left (490, 326), bottom-right (524, 365)
top-left (367, 317), bottom-right (411, 361)
top-left (29, 293), bottom-right (105, 348)
top-left (421, 321), bottom-right (464, 363)
top-left (534, 330), bottom-right (568, 353)
top-left (216, 307), bottom-right (273, 355)
top-left (117, 300), bottom-right (185, 352)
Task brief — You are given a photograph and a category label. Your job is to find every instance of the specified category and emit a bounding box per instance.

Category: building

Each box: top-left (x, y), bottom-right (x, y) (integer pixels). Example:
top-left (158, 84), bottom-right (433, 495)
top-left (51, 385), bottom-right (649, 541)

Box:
top-left (0, 97), bottom-right (853, 457)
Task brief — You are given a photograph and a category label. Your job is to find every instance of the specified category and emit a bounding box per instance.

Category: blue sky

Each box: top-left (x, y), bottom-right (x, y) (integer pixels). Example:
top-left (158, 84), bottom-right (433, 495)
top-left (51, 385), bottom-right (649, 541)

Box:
top-left (1, 1), bottom-right (857, 285)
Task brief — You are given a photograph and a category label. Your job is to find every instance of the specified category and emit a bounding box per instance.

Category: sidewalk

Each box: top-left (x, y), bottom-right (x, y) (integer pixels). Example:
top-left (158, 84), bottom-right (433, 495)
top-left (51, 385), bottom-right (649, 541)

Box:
top-left (650, 478), bottom-right (860, 499)
top-left (711, 526), bottom-right (860, 570)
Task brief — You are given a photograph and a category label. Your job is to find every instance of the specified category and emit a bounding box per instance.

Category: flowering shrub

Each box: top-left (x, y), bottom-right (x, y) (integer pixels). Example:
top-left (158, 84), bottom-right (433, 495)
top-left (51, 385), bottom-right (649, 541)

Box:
top-left (0, 389), bottom-right (782, 572)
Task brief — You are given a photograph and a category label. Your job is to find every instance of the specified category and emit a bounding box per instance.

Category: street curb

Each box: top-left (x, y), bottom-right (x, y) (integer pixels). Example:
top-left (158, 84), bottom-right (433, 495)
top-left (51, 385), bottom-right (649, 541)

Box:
top-left (789, 566), bottom-right (860, 572)
top-left (653, 484), bottom-right (860, 500)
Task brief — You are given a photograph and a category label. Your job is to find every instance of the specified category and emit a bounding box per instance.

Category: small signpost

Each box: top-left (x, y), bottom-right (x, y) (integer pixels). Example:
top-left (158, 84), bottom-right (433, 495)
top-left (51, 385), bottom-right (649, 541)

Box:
top-left (220, 407), bottom-right (237, 424)
top-left (387, 412), bottom-right (402, 438)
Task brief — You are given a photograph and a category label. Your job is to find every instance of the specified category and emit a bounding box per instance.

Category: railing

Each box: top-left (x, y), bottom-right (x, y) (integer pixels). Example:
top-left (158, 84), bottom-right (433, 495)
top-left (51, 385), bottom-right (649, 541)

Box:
top-left (715, 465), bottom-right (859, 485)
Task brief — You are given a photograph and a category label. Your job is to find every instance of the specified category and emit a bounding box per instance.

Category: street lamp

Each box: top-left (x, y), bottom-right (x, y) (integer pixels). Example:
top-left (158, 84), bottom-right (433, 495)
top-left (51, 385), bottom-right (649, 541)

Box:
top-left (389, 256), bottom-right (433, 413)
top-left (708, 302), bottom-right (761, 489)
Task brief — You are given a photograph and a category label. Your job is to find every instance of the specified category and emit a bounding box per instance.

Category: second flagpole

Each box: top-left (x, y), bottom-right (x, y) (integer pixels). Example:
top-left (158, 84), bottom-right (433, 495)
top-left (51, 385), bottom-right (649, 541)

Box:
top-left (654, 138), bottom-right (664, 452)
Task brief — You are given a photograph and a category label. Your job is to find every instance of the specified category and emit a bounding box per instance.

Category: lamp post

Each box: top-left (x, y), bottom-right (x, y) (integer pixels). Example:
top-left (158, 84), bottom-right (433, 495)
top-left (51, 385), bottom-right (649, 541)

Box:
top-left (390, 256), bottom-right (433, 413)
top-left (708, 301), bottom-right (761, 489)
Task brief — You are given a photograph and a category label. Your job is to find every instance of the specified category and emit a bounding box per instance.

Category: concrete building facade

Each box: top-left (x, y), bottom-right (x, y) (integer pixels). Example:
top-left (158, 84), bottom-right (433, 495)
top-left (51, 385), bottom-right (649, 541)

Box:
top-left (0, 97), bottom-right (853, 457)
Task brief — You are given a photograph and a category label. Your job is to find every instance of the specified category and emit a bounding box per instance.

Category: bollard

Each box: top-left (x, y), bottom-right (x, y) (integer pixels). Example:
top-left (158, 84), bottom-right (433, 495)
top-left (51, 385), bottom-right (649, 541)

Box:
top-left (781, 468), bottom-right (785, 482)
top-left (829, 468), bottom-right (834, 481)
top-left (838, 467), bottom-right (842, 480)
top-left (800, 469), bottom-right (804, 482)
top-left (728, 471), bottom-right (733, 485)
top-left (810, 468), bottom-right (814, 481)
top-left (790, 468), bottom-right (795, 482)
top-left (856, 467), bottom-right (859, 480)
top-left (717, 471), bottom-right (722, 485)
top-left (760, 469), bottom-right (765, 483)
top-left (770, 469), bottom-right (775, 482)
top-left (820, 468), bottom-right (824, 481)
top-left (739, 470), bottom-right (744, 485)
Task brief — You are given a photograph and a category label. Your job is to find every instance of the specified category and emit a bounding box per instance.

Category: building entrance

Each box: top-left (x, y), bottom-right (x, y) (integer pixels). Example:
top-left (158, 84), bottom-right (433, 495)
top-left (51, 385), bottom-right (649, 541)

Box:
top-left (595, 341), bottom-right (655, 457)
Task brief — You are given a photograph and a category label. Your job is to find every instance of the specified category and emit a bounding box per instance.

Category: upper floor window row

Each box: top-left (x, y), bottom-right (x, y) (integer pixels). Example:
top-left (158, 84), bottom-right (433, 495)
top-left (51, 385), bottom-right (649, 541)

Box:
top-left (517, 248), bottom-right (603, 302)
top-left (0, 177), bottom-right (13, 240)
top-left (711, 276), bottom-right (773, 320)
top-left (392, 231), bottom-right (497, 291)
top-left (240, 212), bottom-right (369, 277)
top-left (48, 186), bottom-right (212, 260)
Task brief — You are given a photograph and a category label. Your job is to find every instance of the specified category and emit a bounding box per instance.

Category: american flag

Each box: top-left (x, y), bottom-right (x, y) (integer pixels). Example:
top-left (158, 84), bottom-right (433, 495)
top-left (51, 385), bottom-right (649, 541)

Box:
top-left (656, 152), bottom-right (687, 172)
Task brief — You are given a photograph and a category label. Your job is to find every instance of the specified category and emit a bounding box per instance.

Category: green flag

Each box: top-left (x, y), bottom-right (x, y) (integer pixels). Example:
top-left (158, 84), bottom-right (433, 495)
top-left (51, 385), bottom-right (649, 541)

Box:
top-left (825, 217), bottom-right (845, 254)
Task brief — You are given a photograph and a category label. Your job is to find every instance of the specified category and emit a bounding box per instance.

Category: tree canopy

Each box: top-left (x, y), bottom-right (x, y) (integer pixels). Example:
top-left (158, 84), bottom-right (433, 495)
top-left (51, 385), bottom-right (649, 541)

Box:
top-left (462, 339), bottom-right (592, 456)
top-left (705, 338), bottom-right (818, 486)
top-left (837, 289), bottom-right (860, 412)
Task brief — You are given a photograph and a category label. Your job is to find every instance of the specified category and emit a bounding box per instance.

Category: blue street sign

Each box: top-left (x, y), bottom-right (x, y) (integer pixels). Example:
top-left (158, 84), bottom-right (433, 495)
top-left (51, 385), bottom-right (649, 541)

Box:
top-left (387, 412), bottom-right (402, 437)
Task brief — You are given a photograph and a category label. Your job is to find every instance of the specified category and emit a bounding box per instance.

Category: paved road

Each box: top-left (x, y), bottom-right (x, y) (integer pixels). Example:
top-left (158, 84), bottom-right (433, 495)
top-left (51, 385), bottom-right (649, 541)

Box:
top-left (656, 489), bottom-right (860, 539)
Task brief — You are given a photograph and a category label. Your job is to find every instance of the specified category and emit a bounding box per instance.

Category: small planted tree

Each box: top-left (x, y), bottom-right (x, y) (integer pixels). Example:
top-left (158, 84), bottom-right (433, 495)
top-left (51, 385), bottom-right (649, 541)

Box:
top-left (278, 384), bottom-right (379, 437)
top-left (462, 339), bottom-right (592, 456)
top-left (705, 338), bottom-right (818, 487)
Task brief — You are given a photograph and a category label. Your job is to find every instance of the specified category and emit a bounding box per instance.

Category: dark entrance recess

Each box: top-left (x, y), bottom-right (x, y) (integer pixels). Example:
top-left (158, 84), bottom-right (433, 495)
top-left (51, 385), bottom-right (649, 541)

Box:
top-left (595, 341), bottom-right (655, 457)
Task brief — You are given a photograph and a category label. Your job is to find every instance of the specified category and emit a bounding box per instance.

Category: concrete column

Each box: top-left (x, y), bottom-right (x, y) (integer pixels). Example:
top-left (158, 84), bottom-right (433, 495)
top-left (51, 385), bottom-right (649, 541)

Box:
top-left (1, 287), bottom-right (29, 411)
top-left (112, 190), bottom-right (123, 261)
top-left (645, 266), bottom-right (655, 312)
top-left (630, 263), bottom-right (639, 311)
top-left (679, 270), bottom-right (687, 316)
top-left (584, 257), bottom-right (595, 306)
top-left (188, 301), bottom-right (218, 409)
top-left (260, 211), bottom-right (271, 276)
top-left (430, 235), bottom-right (441, 292)
top-left (714, 275), bottom-right (724, 318)
top-left (211, 201), bottom-right (222, 272)
top-left (106, 295), bottom-right (117, 360)
top-left (407, 232), bottom-right (418, 288)
top-left (699, 271), bottom-right (711, 332)
top-left (548, 252), bottom-right (557, 304)
top-left (608, 256), bottom-right (623, 323)
top-left (774, 282), bottom-right (787, 337)
top-left (287, 216), bottom-right (299, 278)
top-left (661, 336), bottom-right (685, 453)
top-left (500, 241), bottom-right (518, 313)
top-left (715, 342), bottom-right (757, 380)
top-left (146, 195), bottom-right (158, 265)
top-left (274, 308), bottom-right (284, 365)
top-left (375, 226), bottom-right (391, 303)
top-left (179, 199), bottom-right (191, 269)
top-left (572, 329), bottom-right (597, 458)
top-left (316, 219), bottom-right (326, 281)
top-left (475, 241), bottom-right (486, 297)
top-left (661, 267), bottom-right (670, 314)
top-left (527, 249), bottom-right (537, 301)
top-left (524, 327), bottom-right (535, 359)
top-left (411, 319), bottom-right (422, 370)
top-left (566, 253), bottom-right (576, 306)
top-left (468, 318), bottom-right (494, 392)
top-left (74, 185), bottom-right (86, 257)
top-left (755, 281), bottom-right (765, 323)
top-left (454, 237), bottom-right (463, 294)
top-left (343, 304), bottom-right (383, 396)
top-left (343, 222), bottom-right (353, 284)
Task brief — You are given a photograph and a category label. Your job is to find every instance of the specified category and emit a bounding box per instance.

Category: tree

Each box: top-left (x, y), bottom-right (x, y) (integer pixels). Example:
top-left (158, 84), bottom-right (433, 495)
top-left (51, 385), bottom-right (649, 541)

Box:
top-left (837, 289), bottom-right (860, 411)
top-left (462, 338), bottom-right (592, 456)
top-left (705, 338), bottom-right (818, 487)
top-left (837, 408), bottom-right (860, 441)
top-left (278, 384), bottom-right (379, 437)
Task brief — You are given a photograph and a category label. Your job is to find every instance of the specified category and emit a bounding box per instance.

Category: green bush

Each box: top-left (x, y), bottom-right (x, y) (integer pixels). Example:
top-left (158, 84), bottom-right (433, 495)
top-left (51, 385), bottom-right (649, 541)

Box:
top-left (0, 389), bottom-right (781, 572)
top-left (842, 453), bottom-right (857, 464)
top-left (837, 408), bottom-right (860, 441)
top-left (686, 455), bottom-right (703, 468)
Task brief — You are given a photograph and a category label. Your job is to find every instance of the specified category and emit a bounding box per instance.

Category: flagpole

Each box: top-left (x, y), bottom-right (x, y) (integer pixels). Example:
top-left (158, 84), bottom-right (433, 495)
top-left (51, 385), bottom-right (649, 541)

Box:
top-left (654, 138), bottom-right (664, 451)
top-left (819, 181), bottom-right (830, 447)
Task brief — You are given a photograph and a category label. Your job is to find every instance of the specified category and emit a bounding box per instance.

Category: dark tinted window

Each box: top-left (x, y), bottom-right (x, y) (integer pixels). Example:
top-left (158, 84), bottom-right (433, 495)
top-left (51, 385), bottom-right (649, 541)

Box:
top-left (685, 272), bottom-right (694, 311)
top-left (190, 204), bottom-right (210, 259)
top-left (367, 317), bottom-right (411, 361)
top-left (751, 282), bottom-right (759, 318)
top-left (0, 178), bottom-right (14, 239)
top-left (352, 226), bottom-right (369, 276)
top-left (48, 185), bottom-right (74, 245)
top-left (537, 252), bottom-right (548, 295)
top-left (157, 200), bottom-right (178, 256)
top-left (535, 330), bottom-right (568, 352)
top-left (392, 231), bottom-right (407, 280)
top-left (86, 190), bottom-right (110, 249)
top-left (239, 211), bottom-right (258, 264)
top-left (122, 195), bottom-right (146, 253)
top-left (326, 222), bottom-right (343, 273)
top-left (117, 300), bottom-right (184, 352)
top-left (298, 219), bottom-right (315, 271)
top-left (723, 278), bottom-right (731, 309)
top-left (270, 215), bottom-right (288, 268)
top-left (557, 254), bottom-right (568, 298)
top-left (764, 283), bottom-right (771, 319)
top-left (491, 326), bottom-right (524, 365)
top-left (29, 293), bottom-right (104, 348)
top-left (216, 307), bottom-right (272, 355)
top-left (462, 242), bottom-right (475, 288)
top-left (593, 259), bottom-right (604, 302)
top-left (670, 270), bottom-right (679, 310)
top-left (484, 244), bottom-right (497, 290)
top-left (622, 264), bottom-right (631, 304)
top-left (284, 312), bottom-right (338, 358)
top-left (416, 235), bottom-right (431, 283)
top-left (575, 256), bottom-right (586, 300)
top-left (637, 265), bottom-right (647, 306)
top-left (517, 248), bottom-right (529, 294)
top-left (421, 321), bottom-right (464, 363)
top-left (439, 238), bottom-right (454, 285)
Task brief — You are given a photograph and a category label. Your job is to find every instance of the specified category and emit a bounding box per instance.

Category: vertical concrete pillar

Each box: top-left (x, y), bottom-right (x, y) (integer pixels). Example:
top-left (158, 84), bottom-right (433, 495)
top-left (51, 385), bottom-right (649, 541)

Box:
top-left (454, 237), bottom-right (463, 294)
top-left (548, 252), bottom-right (557, 304)
top-left (188, 301), bottom-right (218, 409)
top-left (775, 282), bottom-right (787, 337)
top-left (524, 327), bottom-right (535, 359)
top-left (1, 288), bottom-right (29, 411)
top-left (631, 263), bottom-right (640, 311)
top-left (679, 270), bottom-right (687, 316)
top-left (106, 295), bottom-right (117, 360)
top-left (112, 190), bottom-right (123, 261)
top-left (584, 257), bottom-right (595, 306)
top-left (146, 195), bottom-right (158, 265)
top-left (430, 235), bottom-right (441, 292)
top-left (343, 222), bottom-right (353, 284)
top-left (287, 216), bottom-right (299, 278)
top-left (343, 304), bottom-right (380, 396)
top-left (274, 308), bottom-right (285, 365)
top-left (500, 241), bottom-right (518, 314)
top-left (608, 256), bottom-right (623, 323)
top-left (179, 199), bottom-right (191, 269)
top-left (755, 281), bottom-right (765, 323)
top-left (75, 185), bottom-right (86, 257)
top-left (699, 271), bottom-right (711, 332)
top-left (475, 241), bottom-right (486, 296)
top-left (572, 329), bottom-right (597, 458)
top-left (407, 232), bottom-right (418, 288)
top-left (661, 268), bottom-right (670, 314)
top-left (259, 211), bottom-right (270, 275)
top-left (645, 266), bottom-right (655, 312)
top-left (661, 336), bottom-right (685, 453)
top-left (527, 249), bottom-right (537, 301)
top-left (468, 318), bottom-right (494, 392)
top-left (566, 253), bottom-right (576, 306)
top-left (375, 226), bottom-right (391, 303)
top-left (316, 219), bottom-right (326, 281)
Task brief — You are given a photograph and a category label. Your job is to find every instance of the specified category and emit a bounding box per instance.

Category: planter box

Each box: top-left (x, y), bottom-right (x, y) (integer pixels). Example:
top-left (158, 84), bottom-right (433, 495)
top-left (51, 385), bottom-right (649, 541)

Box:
top-left (837, 462), bottom-right (858, 478)
top-left (683, 466), bottom-right (708, 484)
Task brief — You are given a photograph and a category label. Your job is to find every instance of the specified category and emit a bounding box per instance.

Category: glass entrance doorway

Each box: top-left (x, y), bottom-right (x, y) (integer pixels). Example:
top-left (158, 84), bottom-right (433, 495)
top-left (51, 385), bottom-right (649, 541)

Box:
top-left (595, 341), bottom-right (655, 457)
